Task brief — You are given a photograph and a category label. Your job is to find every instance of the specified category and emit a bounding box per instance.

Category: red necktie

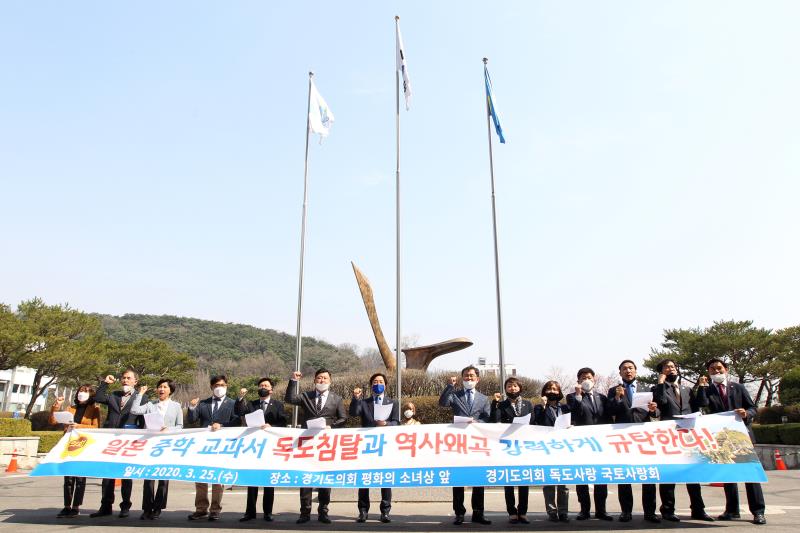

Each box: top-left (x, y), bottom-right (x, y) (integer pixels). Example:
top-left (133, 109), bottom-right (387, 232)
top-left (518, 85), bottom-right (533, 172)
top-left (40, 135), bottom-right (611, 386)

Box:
top-left (717, 384), bottom-right (729, 410)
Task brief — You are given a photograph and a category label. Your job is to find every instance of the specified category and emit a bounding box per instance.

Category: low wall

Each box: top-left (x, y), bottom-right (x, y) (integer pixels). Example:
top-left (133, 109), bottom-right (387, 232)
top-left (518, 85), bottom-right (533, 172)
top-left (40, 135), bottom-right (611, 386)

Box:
top-left (754, 443), bottom-right (800, 470)
top-left (0, 436), bottom-right (40, 469)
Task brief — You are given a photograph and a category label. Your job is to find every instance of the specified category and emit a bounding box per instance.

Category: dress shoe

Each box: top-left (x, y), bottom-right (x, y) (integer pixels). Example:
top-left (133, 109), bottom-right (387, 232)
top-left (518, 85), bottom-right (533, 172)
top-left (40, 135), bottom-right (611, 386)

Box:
top-left (57, 508), bottom-right (71, 518)
top-left (318, 514), bottom-right (332, 524)
top-left (618, 512), bottom-right (632, 522)
top-left (90, 509), bottom-right (112, 518)
top-left (753, 514), bottom-right (766, 525)
top-left (718, 511), bottom-right (741, 520)
top-left (239, 514), bottom-right (256, 522)
top-left (509, 515), bottom-right (520, 524)
top-left (264, 514), bottom-right (273, 521)
top-left (576, 511), bottom-right (590, 520)
top-left (67, 508), bottom-right (79, 518)
top-left (691, 512), bottom-right (715, 522)
top-left (662, 513), bottom-right (681, 522)
top-left (453, 514), bottom-right (465, 525)
top-left (644, 514), bottom-right (661, 523)
top-left (380, 513), bottom-right (391, 523)
top-left (187, 512), bottom-right (208, 520)
top-left (151, 511), bottom-right (160, 520)
top-left (140, 512), bottom-right (151, 520)
top-left (517, 515), bottom-right (530, 524)
top-left (208, 512), bottom-right (220, 521)
top-left (356, 511), bottom-right (367, 523)
top-left (596, 512), bottom-right (614, 521)
top-left (471, 514), bottom-right (492, 525)
top-left (547, 513), bottom-right (559, 522)
top-left (558, 514), bottom-right (570, 523)
top-left (296, 514), bottom-right (311, 524)
top-left (118, 509), bottom-right (129, 518)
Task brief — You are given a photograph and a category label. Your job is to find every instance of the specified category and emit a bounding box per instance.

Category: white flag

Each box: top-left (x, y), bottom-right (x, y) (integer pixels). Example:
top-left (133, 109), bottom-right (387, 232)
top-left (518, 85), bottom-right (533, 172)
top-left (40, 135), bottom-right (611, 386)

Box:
top-left (395, 18), bottom-right (412, 110)
top-left (308, 78), bottom-right (334, 139)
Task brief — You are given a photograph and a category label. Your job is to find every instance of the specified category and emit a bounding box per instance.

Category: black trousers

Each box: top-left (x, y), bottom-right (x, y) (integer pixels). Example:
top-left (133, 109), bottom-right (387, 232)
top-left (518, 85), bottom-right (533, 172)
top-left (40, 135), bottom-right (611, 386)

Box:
top-left (504, 486), bottom-right (528, 516)
top-left (618, 483), bottom-right (657, 515)
top-left (299, 487), bottom-right (330, 516)
top-left (452, 487), bottom-right (485, 516)
top-left (142, 480), bottom-right (169, 514)
top-left (543, 485), bottom-right (569, 515)
top-left (100, 478), bottom-right (133, 511)
top-left (245, 486), bottom-right (274, 516)
top-left (659, 483), bottom-right (705, 515)
top-left (357, 488), bottom-right (391, 514)
top-left (724, 483), bottom-right (765, 515)
top-left (576, 484), bottom-right (608, 514)
top-left (63, 477), bottom-right (86, 508)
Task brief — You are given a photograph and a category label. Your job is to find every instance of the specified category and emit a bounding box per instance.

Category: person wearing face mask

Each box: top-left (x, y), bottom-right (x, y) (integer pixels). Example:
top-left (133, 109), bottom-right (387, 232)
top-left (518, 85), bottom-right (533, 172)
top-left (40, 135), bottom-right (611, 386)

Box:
top-left (129, 379), bottom-right (183, 520)
top-left (50, 384), bottom-right (101, 518)
top-left (234, 377), bottom-right (287, 522)
top-left (401, 402), bottom-right (420, 424)
top-left (490, 377), bottom-right (533, 524)
top-left (285, 368), bottom-right (347, 524)
top-left (187, 375), bottom-right (240, 522)
top-left (695, 358), bottom-right (765, 525)
top-left (439, 365), bottom-right (492, 526)
top-left (607, 359), bottom-right (661, 523)
top-left (566, 367), bottom-right (612, 521)
top-left (533, 380), bottom-right (571, 522)
top-left (652, 359), bottom-right (713, 522)
top-left (91, 369), bottom-right (146, 518)
top-left (350, 372), bottom-right (399, 523)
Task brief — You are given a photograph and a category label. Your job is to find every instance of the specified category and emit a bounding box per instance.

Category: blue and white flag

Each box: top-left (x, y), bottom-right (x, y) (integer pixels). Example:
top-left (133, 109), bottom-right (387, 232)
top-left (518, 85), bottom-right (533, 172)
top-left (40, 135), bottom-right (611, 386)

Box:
top-left (309, 78), bottom-right (334, 139)
top-left (484, 65), bottom-right (505, 144)
top-left (395, 17), bottom-right (412, 110)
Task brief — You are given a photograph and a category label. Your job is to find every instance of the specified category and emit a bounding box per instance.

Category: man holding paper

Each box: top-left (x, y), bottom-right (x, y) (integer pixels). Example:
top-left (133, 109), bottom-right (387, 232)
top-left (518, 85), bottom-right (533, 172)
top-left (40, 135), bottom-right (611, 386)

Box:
top-left (129, 379), bottom-right (183, 520)
top-left (234, 377), bottom-right (287, 522)
top-left (350, 372), bottom-right (399, 523)
top-left (285, 368), bottom-right (346, 524)
top-left (607, 359), bottom-right (660, 523)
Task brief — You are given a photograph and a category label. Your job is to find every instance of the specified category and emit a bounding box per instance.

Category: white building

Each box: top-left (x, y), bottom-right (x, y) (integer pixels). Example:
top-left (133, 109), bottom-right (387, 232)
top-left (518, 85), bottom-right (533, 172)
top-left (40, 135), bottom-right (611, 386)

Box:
top-left (475, 357), bottom-right (517, 378)
top-left (0, 367), bottom-right (59, 414)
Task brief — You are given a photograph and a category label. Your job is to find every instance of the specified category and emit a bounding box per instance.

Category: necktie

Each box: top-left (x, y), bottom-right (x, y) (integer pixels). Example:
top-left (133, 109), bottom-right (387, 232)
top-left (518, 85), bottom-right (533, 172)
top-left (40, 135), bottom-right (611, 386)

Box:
top-left (374, 396), bottom-right (381, 404)
top-left (587, 393), bottom-right (596, 412)
top-left (513, 399), bottom-right (521, 416)
top-left (120, 393), bottom-right (130, 410)
top-left (212, 398), bottom-right (219, 415)
top-left (625, 384), bottom-right (634, 405)
top-left (316, 393), bottom-right (323, 414)
top-left (261, 400), bottom-right (268, 412)
top-left (466, 390), bottom-right (473, 412)
top-left (718, 384), bottom-right (729, 410)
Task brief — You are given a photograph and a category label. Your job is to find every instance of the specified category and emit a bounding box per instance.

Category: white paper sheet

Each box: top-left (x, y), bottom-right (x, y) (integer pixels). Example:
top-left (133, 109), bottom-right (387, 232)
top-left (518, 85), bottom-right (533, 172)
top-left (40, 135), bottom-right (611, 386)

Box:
top-left (245, 409), bottom-right (266, 428)
top-left (305, 417), bottom-right (327, 429)
top-left (144, 412), bottom-right (165, 430)
top-left (373, 403), bottom-right (393, 422)
top-left (674, 412), bottom-right (703, 419)
top-left (512, 413), bottom-right (531, 425)
top-left (453, 416), bottom-right (474, 424)
top-left (53, 411), bottom-right (74, 425)
top-left (554, 412), bottom-right (571, 429)
top-left (632, 392), bottom-right (653, 409)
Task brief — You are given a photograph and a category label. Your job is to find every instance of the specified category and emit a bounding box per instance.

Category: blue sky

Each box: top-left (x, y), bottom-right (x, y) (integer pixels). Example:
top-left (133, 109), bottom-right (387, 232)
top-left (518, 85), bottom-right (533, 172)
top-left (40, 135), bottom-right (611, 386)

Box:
top-left (2, 2), bottom-right (799, 380)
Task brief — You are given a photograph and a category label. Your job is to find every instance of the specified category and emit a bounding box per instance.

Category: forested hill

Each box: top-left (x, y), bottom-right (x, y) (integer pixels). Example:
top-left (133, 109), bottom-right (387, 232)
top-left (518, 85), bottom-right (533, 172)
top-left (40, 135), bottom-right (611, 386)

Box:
top-left (97, 314), bottom-right (360, 374)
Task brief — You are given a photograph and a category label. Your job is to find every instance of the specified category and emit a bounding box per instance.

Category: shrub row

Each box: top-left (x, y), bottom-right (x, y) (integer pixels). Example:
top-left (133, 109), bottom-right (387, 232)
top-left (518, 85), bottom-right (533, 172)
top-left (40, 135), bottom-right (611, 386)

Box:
top-left (752, 423), bottom-right (800, 445)
top-left (755, 404), bottom-right (800, 425)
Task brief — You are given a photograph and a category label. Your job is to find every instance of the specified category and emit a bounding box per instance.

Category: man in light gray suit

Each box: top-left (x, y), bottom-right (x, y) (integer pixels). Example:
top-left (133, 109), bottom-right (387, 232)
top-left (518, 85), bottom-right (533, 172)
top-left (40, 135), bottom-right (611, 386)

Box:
top-left (439, 365), bottom-right (492, 526)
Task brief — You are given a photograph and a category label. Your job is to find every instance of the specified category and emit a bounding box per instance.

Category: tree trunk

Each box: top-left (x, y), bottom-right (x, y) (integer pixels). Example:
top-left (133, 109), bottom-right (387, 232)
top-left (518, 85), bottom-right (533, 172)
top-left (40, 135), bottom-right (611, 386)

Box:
top-left (754, 377), bottom-right (767, 405)
top-left (24, 371), bottom-right (54, 419)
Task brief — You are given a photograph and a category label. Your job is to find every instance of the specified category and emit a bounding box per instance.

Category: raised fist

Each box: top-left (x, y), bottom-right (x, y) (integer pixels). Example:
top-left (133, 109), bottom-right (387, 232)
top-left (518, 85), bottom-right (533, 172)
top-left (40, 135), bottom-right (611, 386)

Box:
top-left (189, 397), bottom-right (199, 407)
top-left (698, 376), bottom-right (709, 387)
top-left (104, 375), bottom-right (116, 384)
top-left (658, 373), bottom-right (667, 384)
top-left (292, 371), bottom-right (303, 381)
top-left (615, 385), bottom-right (625, 399)
top-left (54, 395), bottom-right (65, 407)
top-left (449, 376), bottom-right (458, 386)
top-left (493, 392), bottom-right (502, 402)
top-left (138, 385), bottom-right (148, 395)
top-left (541, 396), bottom-right (548, 405)
top-left (353, 387), bottom-right (363, 399)
top-left (575, 384), bottom-right (583, 395)
top-left (239, 388), bottom-right (248, 398)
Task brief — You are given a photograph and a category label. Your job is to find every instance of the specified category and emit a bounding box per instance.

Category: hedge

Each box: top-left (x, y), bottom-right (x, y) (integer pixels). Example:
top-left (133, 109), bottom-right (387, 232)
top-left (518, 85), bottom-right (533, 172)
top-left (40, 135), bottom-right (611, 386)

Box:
top-left (0, 418), bottom-right (32, 436)
top-left (30, 431), bottom-right (65, 453)
top-left (756, 404), bottom-right (800, 425)
top-left (753, 423), bottom-right (800, 445)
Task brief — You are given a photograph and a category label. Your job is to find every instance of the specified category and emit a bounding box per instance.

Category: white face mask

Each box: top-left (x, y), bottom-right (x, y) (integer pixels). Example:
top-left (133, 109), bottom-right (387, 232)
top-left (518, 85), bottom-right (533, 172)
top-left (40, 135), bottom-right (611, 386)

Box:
top-left (581, 379), bottom-right (594, 393)
top-left (213, 386), bottom-right (227, 398)
top-left (404, 410), bottom-right (414, 419)
top-left (711, 373), bottom-right (726, 384)
top-left (76, 392), bottom-right (90, 403)
top-left (315, 382), bottom-right (329, 393)
top-left (462, 380), bottom-right (476, 390)
top-left (122, 385), bottom-right (133, 394)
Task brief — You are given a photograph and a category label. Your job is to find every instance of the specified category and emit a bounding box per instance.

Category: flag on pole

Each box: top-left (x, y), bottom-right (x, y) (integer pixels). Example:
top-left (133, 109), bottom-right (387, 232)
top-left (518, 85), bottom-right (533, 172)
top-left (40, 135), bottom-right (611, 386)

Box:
top-left (309, 79), bottom-right (334, 139)
top-left (395, 17), bottom-right (412, 110)
top-left (484, 65), bottom-right (505, 144)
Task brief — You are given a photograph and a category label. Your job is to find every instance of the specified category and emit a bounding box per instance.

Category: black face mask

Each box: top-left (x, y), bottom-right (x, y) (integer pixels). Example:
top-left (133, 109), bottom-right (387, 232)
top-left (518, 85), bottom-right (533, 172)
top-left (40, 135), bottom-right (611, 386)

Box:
top-left (546, 392), bottom-right (563, 402)
top-left (258, 388), bottom-right (271, 398)
top-left (506, 391), bottom-right (520, 400)
top-left (665, 374), bottom-right (679, 383)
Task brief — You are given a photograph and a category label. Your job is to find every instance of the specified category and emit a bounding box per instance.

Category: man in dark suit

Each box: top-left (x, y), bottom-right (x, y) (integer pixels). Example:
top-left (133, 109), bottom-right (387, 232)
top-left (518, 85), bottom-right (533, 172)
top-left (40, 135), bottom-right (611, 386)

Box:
top-left (350, 372), bottom-right (399, 523)
top-left (235, 377), bottom-right (287, 522)
top-left (186, 374), bottom-right (240, 522)
top-left (491, 377), bottom-right (534, 524)
top-left (285, 367), bottom-right (347, 525)
top-left (439, 365), bottom-right (492, 526)
top-left (566, 367), bottom-right (613, 522)
top-left (695, 358), bottom-right (766, 525)
top-left (607, 359), bottom-right (661, 523)
top-left (652, 359), bottom-right (714, 522)
top-left (90, 369), bottom-right (146, 518)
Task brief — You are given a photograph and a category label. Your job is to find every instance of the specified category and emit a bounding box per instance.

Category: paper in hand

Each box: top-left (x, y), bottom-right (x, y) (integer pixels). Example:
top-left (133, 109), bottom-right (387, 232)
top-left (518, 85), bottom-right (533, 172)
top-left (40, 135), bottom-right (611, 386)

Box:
top-left (512, 413), bottom-right (531, 425)
top-left (53, 411), bottom-right (74, 425)
top-left (144, 412), bottom-right (165, 430)
top-left (373, 403), bottom-right (393, 422)
top-left (453, 416), bottom-right (473, 424)
top-left (632, 392), bottom-right (653, 409)
top-left (554, 412), bottom-right (571, 429)
top-left (245, 409), bottom-right (266, 428)
top-left (305, 417), bottom-right (327, 429)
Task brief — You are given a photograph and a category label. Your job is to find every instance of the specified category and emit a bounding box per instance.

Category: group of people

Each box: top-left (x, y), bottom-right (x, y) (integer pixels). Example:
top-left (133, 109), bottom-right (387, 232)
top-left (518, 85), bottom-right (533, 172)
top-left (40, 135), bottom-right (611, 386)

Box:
top-left (48, 357), bottom-right (767, 526)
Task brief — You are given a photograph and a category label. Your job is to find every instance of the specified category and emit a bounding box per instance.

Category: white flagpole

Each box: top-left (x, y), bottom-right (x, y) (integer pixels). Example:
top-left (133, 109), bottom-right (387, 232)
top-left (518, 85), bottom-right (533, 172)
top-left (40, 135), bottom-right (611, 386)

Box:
top-left (483, 58), bottom-right (507, 392)
top-left (395, 16), bottom-right (403, 406)
top-left (293, 71), bottom-right (314, 427)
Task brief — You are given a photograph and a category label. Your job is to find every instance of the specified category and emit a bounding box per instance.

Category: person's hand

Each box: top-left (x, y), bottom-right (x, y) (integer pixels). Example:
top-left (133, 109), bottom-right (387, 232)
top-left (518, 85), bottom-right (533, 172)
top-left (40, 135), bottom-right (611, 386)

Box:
top-left (615, 385), bottom-right (625, 399)
top-left (658, 373), bottom-right (667, 385)
top-left (575, 384), bottom-right (583, 395)
top-left (292, 371), bottom-right (303, 381)
top-left (138, 385), bottom-right (148, 395)
top-left (54, 395), bottom-right (65, 409)
top-left (734, 408), bottom-right (747, 420)
top-left (239, 388), bottom-right (248, 398)
top-left (493, 392), bottom-right (502, 402)
top-left (647, 401), bottom-right (658, 413)
top-left (260, 423), bottom-right (271, 430)
top-left (698, 376), bottom-right (709, 387)
top-left (375, 420), bottom-right (387, 426)
top-left (189, 397), bottom-right (199, 407)
top-left (64, 422), bottom-right (76, 433)
top-left (210, 422), bottom-right (221, 431)
top-left (325, 425), bottom-right (331, 430)
top-left (104, 375), bottom-right (116, 384)
top-left (449, 376), bottom-right (458, 386)
top-left (541, 396), bottom-right (548, 405)
top-left (353, 387), bottom-right (362, 399)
